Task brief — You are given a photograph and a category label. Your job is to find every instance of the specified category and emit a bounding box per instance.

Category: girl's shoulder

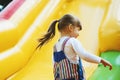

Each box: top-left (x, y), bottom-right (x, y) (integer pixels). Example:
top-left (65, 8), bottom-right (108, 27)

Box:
top-left (68, 37), bottom-right (82, 47)
top-left (55, 37), bottom-right (80, 45)
top-left (69, 37), bottom-right (80, 43)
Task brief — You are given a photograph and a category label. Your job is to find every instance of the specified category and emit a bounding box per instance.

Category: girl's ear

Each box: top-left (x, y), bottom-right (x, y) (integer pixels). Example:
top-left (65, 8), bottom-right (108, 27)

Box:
top-left (68, 24), bottom-right (74, 32)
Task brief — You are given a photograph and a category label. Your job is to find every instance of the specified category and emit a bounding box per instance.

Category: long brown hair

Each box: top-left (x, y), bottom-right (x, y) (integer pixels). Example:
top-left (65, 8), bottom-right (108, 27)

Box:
top-left (36, 14), bottom-right (82, 49)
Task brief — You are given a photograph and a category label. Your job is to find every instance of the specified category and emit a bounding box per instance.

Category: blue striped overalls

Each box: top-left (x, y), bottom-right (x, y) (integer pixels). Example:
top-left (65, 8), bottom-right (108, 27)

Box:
top-left (53, 38), bottom-right (85, 80)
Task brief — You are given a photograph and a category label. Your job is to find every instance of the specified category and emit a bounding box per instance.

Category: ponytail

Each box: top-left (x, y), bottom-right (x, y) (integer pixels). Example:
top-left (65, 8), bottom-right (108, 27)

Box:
top-left (36, 20), bottom-right (59, 49)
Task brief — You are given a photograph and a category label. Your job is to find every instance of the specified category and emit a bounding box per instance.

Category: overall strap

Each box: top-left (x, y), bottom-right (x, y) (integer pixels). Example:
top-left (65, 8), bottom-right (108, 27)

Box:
top-left (53, 38), bottom-right (70, 63)
top-left (79, 58), bottom-right (84, 80)
top-left (54, 38), bottom-right (70, 52)
top-left (62, 38), bottom-right (70, 51)
top-left (79, 58), bottom-right (83, 68)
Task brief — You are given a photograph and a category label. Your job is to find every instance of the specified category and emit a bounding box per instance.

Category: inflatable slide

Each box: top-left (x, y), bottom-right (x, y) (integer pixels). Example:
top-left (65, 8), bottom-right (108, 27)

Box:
top-left (0, 0), bottom-right (49, 52)
top-left (0, 0), bottom-right (120, 80)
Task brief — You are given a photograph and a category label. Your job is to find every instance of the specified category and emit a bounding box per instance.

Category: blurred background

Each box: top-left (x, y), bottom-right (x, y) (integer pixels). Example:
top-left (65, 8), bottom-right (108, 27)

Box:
top-left (0, 0), bottom-right (120, 80)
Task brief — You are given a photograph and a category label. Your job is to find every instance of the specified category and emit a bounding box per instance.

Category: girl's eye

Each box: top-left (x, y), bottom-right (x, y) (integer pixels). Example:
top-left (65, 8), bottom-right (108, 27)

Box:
top-left (76, 27), bottom-right (80, 31)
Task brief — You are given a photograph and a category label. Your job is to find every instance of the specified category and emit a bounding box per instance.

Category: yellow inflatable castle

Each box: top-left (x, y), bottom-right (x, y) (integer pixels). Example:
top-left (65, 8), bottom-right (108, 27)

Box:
top-left (0, 0), bottom-right (120, 80)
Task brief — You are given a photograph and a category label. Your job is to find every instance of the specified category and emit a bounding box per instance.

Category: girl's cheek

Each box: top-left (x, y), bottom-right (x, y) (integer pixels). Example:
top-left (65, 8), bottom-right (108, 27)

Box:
top-left (76, 30), bottom-right (79, 34)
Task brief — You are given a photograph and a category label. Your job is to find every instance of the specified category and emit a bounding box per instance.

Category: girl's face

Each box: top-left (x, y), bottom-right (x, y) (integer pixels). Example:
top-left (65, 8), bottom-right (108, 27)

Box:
top-left (69, 25), bottom-right (81, 38)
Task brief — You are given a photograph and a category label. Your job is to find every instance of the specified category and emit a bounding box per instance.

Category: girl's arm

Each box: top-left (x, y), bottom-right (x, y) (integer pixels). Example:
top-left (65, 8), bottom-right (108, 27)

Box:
top-left (70, 38), bottom-right (112, 70)
top-left (71, 38), bottom-right (101, 63)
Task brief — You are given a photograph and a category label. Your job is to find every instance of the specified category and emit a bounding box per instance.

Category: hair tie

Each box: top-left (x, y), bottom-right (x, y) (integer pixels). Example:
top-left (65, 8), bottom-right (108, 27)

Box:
top-left (57, 19), bottom-right (60, 22)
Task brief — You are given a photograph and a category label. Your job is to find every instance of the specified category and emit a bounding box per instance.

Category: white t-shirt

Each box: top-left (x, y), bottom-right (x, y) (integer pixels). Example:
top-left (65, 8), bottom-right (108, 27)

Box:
top-left (54, 36), bottom-right (101, 64)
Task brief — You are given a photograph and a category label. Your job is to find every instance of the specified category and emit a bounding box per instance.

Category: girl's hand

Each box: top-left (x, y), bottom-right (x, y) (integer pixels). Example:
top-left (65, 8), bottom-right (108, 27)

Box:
top-left (100, 58), bottom-right (112, 70)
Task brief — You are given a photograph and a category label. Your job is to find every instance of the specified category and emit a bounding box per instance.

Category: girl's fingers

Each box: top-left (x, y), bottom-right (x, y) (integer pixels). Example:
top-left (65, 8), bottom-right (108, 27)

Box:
top-left (101, 59), bottom-right (112, 70)
top-left (109, 64), bottom-right (112, 70)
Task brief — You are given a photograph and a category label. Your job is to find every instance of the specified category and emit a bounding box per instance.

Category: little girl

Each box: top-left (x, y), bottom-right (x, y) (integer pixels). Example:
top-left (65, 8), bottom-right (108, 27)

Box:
top-left (36, 14), bottom-right (112, 80)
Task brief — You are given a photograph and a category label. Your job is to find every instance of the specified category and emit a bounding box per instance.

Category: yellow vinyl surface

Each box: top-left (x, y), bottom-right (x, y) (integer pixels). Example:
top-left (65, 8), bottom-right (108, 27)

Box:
top-left (0, 0), bottom-right (49, 52)
top-left (0, 0), bottom-right (120, 80)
